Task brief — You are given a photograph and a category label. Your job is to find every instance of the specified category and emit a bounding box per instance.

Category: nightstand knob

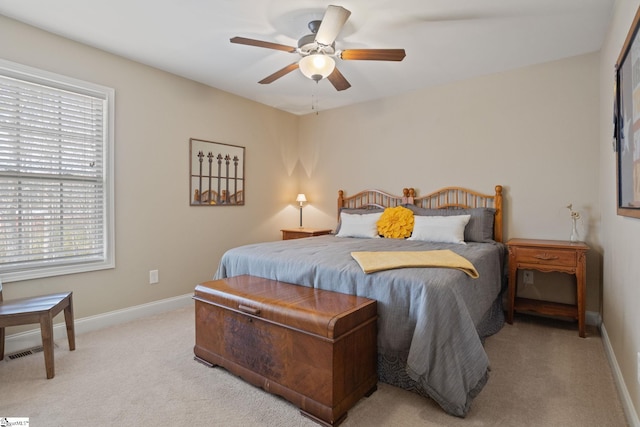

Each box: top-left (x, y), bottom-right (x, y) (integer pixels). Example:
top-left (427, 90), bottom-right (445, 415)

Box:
top-left (534, 253), bottom-right (559, 261)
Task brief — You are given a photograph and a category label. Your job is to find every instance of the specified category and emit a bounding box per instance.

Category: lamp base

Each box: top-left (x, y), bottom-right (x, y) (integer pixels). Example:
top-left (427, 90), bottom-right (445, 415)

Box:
top-left (299, 207), bottom-right (303, 228)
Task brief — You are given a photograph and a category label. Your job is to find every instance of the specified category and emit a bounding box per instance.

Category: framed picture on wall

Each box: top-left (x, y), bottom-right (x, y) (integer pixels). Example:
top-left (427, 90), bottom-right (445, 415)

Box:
top-left (189, 138), bottom-right (245, 206)
top-left (615, 7), bottom-right (640, 219)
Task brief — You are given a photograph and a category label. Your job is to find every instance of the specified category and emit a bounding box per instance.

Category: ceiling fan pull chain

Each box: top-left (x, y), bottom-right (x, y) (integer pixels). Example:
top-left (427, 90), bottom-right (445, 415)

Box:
top-left (311, 82), bottom-right (319, 113)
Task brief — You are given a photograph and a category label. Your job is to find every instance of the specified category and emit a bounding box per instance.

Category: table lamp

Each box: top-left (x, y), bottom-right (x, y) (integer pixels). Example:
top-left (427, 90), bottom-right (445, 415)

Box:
top-left (296, 193), bottom-right (307, 227)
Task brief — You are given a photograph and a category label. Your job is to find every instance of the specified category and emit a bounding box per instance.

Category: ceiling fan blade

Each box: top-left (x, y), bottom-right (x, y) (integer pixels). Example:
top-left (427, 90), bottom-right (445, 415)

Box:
top-left (230, 36), bottom-right (297, 53)
top-left (315, 5), bottom-right (351, 46)
top-left (327, 67), bottom-right (351, 91)
top-left (258, 63), bottom-right (300, 84)
top-left (339, 49), bottom-right (406, 61)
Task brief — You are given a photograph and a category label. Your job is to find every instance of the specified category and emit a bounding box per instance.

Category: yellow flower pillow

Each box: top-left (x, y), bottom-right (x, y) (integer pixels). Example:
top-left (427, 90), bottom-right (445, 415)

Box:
top-left (377, 206), bottom-right (415, 239)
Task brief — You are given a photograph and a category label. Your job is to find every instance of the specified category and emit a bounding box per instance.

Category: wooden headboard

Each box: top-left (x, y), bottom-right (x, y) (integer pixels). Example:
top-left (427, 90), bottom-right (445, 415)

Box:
top-left (337, 185), bottom-right (504, 243)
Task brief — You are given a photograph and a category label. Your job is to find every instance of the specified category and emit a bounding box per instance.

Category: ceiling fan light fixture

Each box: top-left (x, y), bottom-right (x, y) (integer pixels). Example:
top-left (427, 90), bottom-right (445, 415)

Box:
top-left (299, 54), bottom-right (335, 82)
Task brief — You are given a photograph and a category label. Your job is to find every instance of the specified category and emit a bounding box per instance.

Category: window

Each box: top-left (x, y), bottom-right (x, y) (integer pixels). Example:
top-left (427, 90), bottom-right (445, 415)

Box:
top-left (0, 59), bottom-right (114, 282)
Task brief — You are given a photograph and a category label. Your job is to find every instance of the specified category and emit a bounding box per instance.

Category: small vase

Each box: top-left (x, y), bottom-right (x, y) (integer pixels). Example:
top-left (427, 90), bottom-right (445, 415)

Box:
top-left (570, 218), bottom-right (579, 242)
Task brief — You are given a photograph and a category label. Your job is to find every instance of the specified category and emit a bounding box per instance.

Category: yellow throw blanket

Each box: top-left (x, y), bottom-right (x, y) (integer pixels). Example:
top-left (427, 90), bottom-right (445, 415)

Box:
top-left (350, 249), bottom-right (479, 278)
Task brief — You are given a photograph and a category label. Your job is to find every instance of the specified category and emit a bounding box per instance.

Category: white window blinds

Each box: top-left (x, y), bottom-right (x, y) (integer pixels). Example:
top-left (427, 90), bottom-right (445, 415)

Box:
top-left (0, 60), bottom-right (114, 281)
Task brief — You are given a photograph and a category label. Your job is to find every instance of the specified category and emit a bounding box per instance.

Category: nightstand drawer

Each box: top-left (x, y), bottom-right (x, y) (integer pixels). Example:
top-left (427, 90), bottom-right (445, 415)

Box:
top-left (283, 230), bottom-right (312, 240)
top-left (514, 247), bottom-right (577, 267)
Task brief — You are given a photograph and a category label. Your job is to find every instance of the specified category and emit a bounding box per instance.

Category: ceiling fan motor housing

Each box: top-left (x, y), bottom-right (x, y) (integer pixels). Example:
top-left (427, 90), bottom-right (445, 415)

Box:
top-left (298, 32), bottom-right (335, 55)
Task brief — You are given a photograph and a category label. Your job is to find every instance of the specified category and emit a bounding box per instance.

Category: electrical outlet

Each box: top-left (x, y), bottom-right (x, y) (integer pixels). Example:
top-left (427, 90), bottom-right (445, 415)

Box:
top-left (523, 270), bottom-right (534, 285)
top-left (149, 270), bottom-right (159, 284)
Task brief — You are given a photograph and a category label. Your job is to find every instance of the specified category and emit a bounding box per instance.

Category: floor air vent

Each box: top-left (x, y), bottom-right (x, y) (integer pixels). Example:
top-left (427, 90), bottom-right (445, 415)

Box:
top-left (6, 346), bottom-right (44, 360)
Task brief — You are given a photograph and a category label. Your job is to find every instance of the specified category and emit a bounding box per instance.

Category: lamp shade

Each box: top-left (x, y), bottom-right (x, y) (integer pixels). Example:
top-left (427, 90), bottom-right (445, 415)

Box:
top-left (299, 54), bottom-right (335, 81)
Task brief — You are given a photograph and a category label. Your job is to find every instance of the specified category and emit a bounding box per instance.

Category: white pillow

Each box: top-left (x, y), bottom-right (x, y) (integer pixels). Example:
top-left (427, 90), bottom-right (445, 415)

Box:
top-left (335, 212), bottom-right (383, 238)
top-left (408, 215), bottom-right (471, 244)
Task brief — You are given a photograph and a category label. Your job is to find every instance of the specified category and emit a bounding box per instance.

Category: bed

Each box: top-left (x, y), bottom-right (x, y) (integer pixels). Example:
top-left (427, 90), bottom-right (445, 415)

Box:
top-left (214, 185), bottom-right (506, 417)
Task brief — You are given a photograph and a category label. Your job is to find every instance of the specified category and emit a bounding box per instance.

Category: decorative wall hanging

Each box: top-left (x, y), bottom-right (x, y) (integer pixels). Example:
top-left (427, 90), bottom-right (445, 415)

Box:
top-left (614, 7), bottom-right (640, 218)
top-left (190, 138), bottom-right (245, 206)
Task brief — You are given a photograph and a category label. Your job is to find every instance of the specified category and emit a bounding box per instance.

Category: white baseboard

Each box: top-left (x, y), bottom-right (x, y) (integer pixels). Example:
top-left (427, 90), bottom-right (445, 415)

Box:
top-left (586, 310), bottom-right (601, 326)
top-left (601, 323), bottom-right (640, 427)
top-left (3, 293), bottom-right (194, 356)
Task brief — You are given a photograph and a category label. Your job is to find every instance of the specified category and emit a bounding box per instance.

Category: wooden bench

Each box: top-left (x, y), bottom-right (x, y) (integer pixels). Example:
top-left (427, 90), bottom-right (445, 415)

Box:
top-left (193, 275), bottom-right (378, 426)
top-left (0, 291), bottom-right (75, 379)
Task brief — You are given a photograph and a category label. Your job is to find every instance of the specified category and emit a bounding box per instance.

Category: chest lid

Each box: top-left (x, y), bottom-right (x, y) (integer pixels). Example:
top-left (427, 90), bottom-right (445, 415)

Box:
top-left (194, 275), bottom-right (377, 339)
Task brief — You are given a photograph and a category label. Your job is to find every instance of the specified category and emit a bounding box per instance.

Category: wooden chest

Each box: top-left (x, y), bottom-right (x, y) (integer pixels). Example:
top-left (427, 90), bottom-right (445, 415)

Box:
top-left (193, 275), bottom-right (378, 426)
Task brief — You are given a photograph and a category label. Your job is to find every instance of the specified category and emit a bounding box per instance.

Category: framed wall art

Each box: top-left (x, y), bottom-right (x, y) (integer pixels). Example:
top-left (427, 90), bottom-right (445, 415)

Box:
top-left (190, 138), bottom-right (245, 206)
top-left (615, 7), bottom-right (640, 218)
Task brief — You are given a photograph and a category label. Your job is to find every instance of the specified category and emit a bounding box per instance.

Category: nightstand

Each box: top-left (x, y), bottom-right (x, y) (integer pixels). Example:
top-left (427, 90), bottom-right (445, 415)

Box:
top-left (506, 238), bottom-right (589, 337)
top-left (281, 228), bottom-right (333, 240)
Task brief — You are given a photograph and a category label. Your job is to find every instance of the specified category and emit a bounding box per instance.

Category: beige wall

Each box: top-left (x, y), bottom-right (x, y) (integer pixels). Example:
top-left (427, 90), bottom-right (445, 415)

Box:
top-left (299, 52), bottom-right (602, 312)
top-left (600, 0), bottom-right (640, 420)
top-left (0, 16), bottom-right (299, 321)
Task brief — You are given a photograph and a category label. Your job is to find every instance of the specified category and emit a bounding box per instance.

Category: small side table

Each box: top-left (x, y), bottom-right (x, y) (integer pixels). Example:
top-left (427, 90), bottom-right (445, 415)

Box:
top-left (506, 238), bottom-right (589, 337)
top-left (281, 228), bottom-right (333, 240)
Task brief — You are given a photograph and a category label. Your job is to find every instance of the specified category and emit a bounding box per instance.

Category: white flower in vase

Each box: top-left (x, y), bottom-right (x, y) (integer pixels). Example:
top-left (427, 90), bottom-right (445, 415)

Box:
top-left (566, 203), bottom-right (581, 242)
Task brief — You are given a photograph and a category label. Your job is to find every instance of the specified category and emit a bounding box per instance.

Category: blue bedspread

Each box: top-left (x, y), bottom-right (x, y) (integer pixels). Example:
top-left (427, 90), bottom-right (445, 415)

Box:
top-left (215, 235), bottom-right (506, 417)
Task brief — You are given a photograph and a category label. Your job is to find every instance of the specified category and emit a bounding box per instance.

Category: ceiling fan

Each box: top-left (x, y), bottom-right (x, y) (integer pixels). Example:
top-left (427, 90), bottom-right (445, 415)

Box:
top-left (230, 5), bottom-right (406, 91)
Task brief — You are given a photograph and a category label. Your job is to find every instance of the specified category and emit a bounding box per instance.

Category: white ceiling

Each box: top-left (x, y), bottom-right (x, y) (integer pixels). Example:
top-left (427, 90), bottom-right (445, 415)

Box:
top-left (0, 0), bottom-right (614, 115)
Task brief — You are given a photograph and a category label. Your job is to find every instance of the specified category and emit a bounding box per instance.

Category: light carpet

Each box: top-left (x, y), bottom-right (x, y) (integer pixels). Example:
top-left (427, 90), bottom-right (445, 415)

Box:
top-left (0, 305), bottom-right (629, 426)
